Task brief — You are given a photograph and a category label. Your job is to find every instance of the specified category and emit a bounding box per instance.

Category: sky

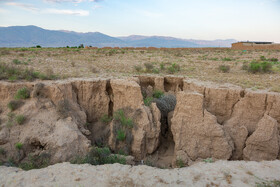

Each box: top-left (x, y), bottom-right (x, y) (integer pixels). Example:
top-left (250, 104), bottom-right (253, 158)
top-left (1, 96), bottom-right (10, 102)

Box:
top-left (0, 0), bottom-right (280, 42)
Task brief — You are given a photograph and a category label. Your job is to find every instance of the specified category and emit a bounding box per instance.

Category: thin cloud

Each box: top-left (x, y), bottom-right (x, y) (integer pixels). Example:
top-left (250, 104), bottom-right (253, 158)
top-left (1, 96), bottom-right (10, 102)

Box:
top-left (44, 8), bottom-right (89, 16)
top-left (5, 2), bottom-right (39, 11)
top-left (92, 4), bottom-right (102, 10)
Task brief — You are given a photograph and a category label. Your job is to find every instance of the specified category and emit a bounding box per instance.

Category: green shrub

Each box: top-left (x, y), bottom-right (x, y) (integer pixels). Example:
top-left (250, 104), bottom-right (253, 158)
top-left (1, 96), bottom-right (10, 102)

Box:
top-left (210, 57), bottom-right (219, 61)
top-left (114, 110), bottom-right (133, 128)
top-left (71, 147), bottom-right (126, 165)
top-left (12, 59), bottom-right (21, 65)
top-left (144, 97), bottom-right (153, 106)
top-left (242, 63), bottom-right (248, 70)
top-left (7, 100), bottom-right (22, 111)
top-left (15, 142), bottom-right (23, 150)
top-left (167, 63), bottom-right (180, 74)
top-left (222, 57), bottom-right (232, 61)
top-left (261, 62), bottom-right (272, 72)
top-left (203, 158), bottom-right (213, 163)
top-left (15, 115), bottom-right (25, 125)
top-left (260, 56), bottom-right (266, 61)
top-left (19, 153), bottom-right (51, 171)
top-left (248, 62), bottom-right (272, 73)
top-left (219, 65), bottom-right (230, 73)
top-left (160, 63), bottom-right (165, 70)
top-left (101, 114), bottom-right (112, 123)
top-left (269, 58), bottom-right (279, 63)
top-left (116, 129), bottom-right (126, 141)
top-left (249, 62), bottom-right (262, 73)
top-left (134, 65), bottom-right (142, 72)
top-left (15, 87), bottom-right (30, 100)
top-left (144, 62), bottom-right (154, 72)
top-left (153, 90), bottom-right (164, 99)
top-left (176, 159), bottom-right (185, 168)
top-left (0, 63), bottom-right (58, 81)
top-left (152, 68), bottom-right (160, 74)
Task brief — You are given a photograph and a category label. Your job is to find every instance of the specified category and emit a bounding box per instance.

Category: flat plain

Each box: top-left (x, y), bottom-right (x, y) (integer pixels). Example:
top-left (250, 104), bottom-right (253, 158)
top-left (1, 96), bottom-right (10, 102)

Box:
top-left (0, 47), bottom-right (280, 92)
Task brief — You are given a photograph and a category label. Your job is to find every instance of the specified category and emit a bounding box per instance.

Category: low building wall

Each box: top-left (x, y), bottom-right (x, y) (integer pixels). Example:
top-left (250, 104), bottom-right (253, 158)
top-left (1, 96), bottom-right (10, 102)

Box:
top-left (232, 42), bottom-right (280, 50)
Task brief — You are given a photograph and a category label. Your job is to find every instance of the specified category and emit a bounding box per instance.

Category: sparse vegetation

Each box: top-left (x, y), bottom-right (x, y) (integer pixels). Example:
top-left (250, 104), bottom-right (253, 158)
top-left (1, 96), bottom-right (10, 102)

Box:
top-left (71, 147), bottom-right (126, 165)
top-left (153, 90), bottom-right (164, 99)
top-left (19, 153), bottom-right (51, 171)
top-left (15, 115), bottom-right (25, 125)
top-left (222, 57), bottom-right (232, 61)
top-left (7, 100), bottom-right (23, 111)
top-left (14, 87), bottom-right (30, 100)
top-left (167, 63), bottom-right (180, 74)
top-left (255, 179), bottom-right (280, 187)
top-left (12, 59), bottom-right (21, 65)
top-left (15, 142), bottom-right (23, 150)
top-left (144, 62), bottom-right (154, 72)
top-left (116, 129), bottom-right (126, 141)
top-left (219, 65), bottom-right (230, 73)
top-left (203, 158), bottom-right (214, 163)
top-left (134, 65), bottom-right (142, 72)
top-left (0, 62), bottom-right (58, 81)
top-left (101, 114), bottom-right (112, 123)
top-left (144, 97), bottom-right (153, 106)
top-left (176, 159), bottom-right (185, 168)
top-left (0, 47), bottom-right (279, 95)
top-left (248, 61), bottom-right (272, 73)
top-left (114, 109), bottom-right (133, 128)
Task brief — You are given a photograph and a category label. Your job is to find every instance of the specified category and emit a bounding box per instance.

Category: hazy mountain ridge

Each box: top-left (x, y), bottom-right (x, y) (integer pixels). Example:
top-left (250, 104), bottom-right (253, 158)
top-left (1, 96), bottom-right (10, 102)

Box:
top-left (0, 25), bottom-right (236, 47)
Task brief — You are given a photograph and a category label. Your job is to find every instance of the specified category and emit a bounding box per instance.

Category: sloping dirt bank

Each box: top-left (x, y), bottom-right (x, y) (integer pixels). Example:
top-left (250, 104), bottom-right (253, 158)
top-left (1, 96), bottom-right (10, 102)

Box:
top-left (1, 160), bottom-right (280, 187)
top-left (0, 76), bottom-right (279, 169)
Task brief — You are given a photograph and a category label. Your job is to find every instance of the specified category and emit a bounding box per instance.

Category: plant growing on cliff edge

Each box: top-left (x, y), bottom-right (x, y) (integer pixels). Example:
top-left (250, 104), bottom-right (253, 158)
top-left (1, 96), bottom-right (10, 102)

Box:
top-left (144, 97), bottom-right (153, 106)
top-left (116, 129), bottom-right (126, 141)
top-left (14, 87), bottom-right (30, 100)
top-left (203, 158), bottom-right (213, 163)
top-left (15, 142), bottom-right (23, 150)
top-left (7, 100), bottom-right (23, 111)
top-left (15, 115), bottom-right (25, 125)
top-left (153, 90), bottom-right (164, 99)
top-left (19, 153), bottom-right (51, 171)
top-left (176, 159), bottom-right (185, 168)
top-left (71, 147), bottom-right (126, 165)
top-left (101, 114), bottom-right (112, 124)
top-left (114, 110), bottom-right (133, 128)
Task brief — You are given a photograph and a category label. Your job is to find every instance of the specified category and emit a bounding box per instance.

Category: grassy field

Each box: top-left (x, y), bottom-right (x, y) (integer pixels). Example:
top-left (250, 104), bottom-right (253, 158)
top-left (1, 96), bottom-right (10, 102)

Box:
top-left (0, 47), bottom-right (280, 92)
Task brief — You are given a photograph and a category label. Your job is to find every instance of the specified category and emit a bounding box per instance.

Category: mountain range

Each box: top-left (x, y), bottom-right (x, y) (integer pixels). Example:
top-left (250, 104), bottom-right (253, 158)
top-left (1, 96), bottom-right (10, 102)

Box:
top-left (0, 25), bottom-right (236, 48)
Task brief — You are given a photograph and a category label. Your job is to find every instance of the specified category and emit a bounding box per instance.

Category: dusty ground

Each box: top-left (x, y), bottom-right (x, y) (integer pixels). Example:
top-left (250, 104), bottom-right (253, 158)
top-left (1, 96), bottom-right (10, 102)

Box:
top-left (1, 161), bottom-right (280, 187)
top-left (0, 48), bottom-right (280, 92)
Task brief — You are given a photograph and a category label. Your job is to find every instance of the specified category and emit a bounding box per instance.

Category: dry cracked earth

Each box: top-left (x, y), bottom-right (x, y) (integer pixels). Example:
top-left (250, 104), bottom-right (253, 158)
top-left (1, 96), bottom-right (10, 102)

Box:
top-left (0, 48), bottom-right (280, 186)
